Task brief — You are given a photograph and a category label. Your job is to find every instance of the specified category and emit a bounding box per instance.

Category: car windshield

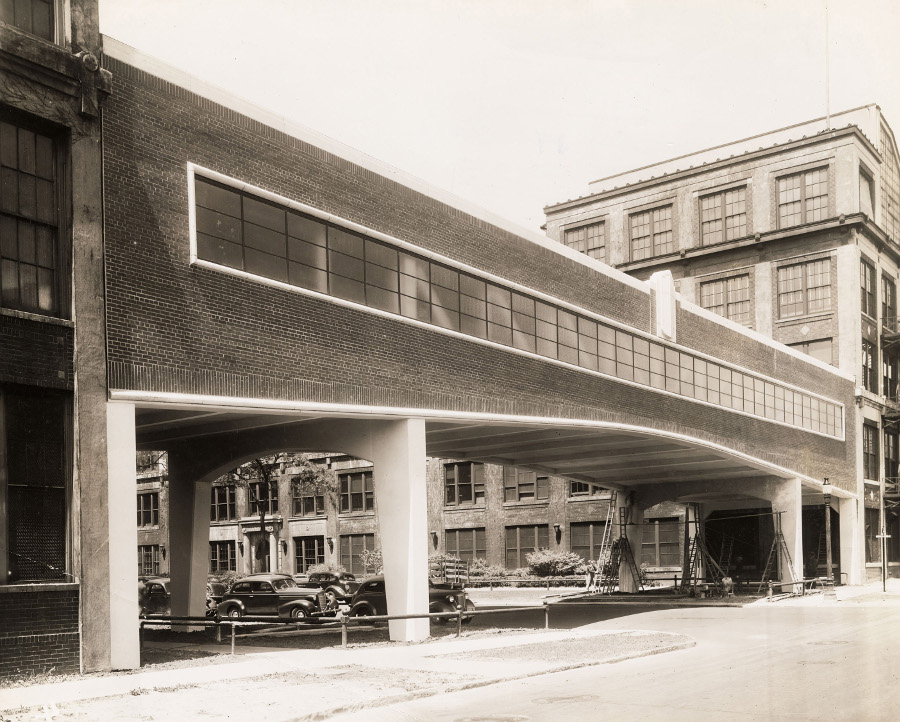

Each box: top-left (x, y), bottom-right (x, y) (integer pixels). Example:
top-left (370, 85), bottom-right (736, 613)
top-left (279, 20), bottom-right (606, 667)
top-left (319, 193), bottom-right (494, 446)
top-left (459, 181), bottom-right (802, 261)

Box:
top-left (272, 578), bottom-right (297, 590)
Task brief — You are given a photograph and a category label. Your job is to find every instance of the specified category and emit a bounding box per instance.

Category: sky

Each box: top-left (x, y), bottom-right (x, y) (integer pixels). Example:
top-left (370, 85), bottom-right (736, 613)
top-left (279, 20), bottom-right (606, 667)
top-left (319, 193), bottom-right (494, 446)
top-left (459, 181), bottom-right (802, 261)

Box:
top-left (99, 0), bottom-right (900, 234)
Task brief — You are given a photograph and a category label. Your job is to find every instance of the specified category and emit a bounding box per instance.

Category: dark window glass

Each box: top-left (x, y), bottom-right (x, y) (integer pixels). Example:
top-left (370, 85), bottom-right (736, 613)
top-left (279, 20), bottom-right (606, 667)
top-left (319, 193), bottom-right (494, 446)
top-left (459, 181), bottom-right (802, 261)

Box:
top-left (505, 525), bottom-right (550, 569)
top-left (294, 536), bottom-right (326, 572)
top-left (339, 471), bottom-right (374, 513)
top-left (0, 0), bottom-right (54, 40)
top-left (209, 541), bottom-right (237, 572)
top-left (445, 528), bottom-right (486, 562)
top-left (444, 462), bottom-right (485, 506)
top-left (137, 492), bottom-right (159, 528)
top-left (210, 485), bottom-right (236, 521)
top-left (641, 518), bottom-right (681, 566)
top-left (571, 521), bottom-right (607, 561)
top-left (777, 168), bottom-right (828, 228)
top-left (339, 533), bottom-right (375, 575)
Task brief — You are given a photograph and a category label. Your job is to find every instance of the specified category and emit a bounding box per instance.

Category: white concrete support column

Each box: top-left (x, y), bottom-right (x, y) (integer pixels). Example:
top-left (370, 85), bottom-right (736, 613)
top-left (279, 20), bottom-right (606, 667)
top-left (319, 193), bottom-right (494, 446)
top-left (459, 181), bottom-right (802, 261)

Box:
top-left (370, 419), bottom-right (429, 642)
top-left (241, 532), bottom-right (250, 574)
top-left (168, 456), bottom-right (211, 621)
top-left (106, 402), bottom-right (140, 669)
top-left (839, 496), bottom-right (861, 585)
top-left (771, 478), bottom-right (803, 589)
top-left (621, 503), bottom-right (644, 593)
top-left (269, 531), bottom-right (278, 573)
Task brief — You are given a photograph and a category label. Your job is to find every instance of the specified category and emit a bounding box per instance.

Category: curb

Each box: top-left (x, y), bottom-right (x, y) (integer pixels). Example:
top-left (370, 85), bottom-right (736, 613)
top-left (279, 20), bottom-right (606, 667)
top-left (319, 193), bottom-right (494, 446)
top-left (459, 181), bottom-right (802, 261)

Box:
top-left (292, 638), bottom-right (697, 722)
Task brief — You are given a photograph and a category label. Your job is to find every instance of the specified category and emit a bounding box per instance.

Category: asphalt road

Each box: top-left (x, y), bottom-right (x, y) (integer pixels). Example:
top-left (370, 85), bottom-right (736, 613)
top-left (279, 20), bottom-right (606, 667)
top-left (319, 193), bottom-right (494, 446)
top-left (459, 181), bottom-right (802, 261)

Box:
top-left (332, 604), bottom-right (900, 722)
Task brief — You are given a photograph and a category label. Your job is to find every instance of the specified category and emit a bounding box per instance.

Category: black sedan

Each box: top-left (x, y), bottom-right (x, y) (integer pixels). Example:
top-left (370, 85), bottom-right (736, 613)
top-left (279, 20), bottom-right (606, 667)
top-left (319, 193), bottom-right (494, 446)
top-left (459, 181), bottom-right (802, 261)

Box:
top-left (216, 573), bottom-right (334, 620)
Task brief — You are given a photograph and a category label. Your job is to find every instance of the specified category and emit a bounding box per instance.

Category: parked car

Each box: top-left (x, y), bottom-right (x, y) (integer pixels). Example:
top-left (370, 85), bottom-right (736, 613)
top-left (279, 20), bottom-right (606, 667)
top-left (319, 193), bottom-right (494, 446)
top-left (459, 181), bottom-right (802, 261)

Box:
top-left (138, 577), bottom-right (229, 616)
top-left (307, 571), bottom-right (360, 604)
top-left (348, 575), bottom-right (474, 624)
top-left (216, 573), bottom-right (336, 620)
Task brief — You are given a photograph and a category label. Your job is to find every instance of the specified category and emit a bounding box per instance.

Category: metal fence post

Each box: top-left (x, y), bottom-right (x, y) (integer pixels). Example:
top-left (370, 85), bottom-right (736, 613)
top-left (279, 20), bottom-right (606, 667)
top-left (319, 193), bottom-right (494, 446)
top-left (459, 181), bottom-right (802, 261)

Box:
top-left (543, 601), bottom-right (549, 629)
top-left (230, 622), bottom-right (236, 655)
top-left (341, 614), bottom-right (348, 649)
top-left (216, 621), bottom-right (221, 643)
top-left (456, 608), bottom-right (462, 637)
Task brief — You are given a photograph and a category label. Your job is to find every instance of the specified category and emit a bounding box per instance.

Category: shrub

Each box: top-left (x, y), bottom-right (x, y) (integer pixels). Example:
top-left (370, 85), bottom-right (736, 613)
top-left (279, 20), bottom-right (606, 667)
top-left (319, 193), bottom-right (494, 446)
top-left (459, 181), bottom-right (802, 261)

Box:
top-left (468, 558), bottom-right (508, 579)
top-left (525, 549), bottom-right (585, 577)
top-left (306, 562), bottom-right (347, 575)
top-left (208, 570), bottom-right (241, 591)
top-left (359, 548), bottom-right (383, 574)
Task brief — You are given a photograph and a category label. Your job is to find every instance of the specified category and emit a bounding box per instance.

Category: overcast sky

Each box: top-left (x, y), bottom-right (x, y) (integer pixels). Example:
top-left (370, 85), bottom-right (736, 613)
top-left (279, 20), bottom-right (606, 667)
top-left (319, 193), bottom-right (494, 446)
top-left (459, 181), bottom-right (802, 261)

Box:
top-left (99, 0), bottom-right (900, 234)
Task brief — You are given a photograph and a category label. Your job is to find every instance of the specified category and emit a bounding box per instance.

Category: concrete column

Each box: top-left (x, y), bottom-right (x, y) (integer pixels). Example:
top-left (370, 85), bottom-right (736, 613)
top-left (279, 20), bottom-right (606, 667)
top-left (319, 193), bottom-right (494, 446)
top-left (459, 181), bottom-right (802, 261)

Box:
top-left (369, 419), bottom-right (429, 642)
top-left (269, 531), bottom-right (278, 573)
top-left (621, 503), bottom-right (644, 593)
top-left (241, 532), bottom-right (250, 574)
top-left (839, 496), bottom-right (861, 585)
top-left (167, 454), bottom-right (211, 620)
top-left (105, 402), bottom-right (139, 669)
top-left (771, 478), bottom-right (803, 589)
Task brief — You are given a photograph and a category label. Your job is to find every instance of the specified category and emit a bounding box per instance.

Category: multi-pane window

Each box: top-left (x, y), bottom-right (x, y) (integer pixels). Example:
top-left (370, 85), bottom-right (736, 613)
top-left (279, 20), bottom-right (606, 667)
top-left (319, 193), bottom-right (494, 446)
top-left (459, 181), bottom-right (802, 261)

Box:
top-left (788, 338), bottom-right (833, 366)
top-left (563, 222), bottom-right (606, 262)
top-left (700, 188), bottom-right (747, 245)
top-left (0, 0), bottom-right (54, 40)
top-left (138, 545), bottom-right (161, 576)
top-left (884, 429), bottom-right (899, 486)
top-left (881, 125), bottom-right (900, 242)
top-left (209, 541), bottom-right (236, 572)
top-left (865, 506), bottom-right (881, 563)
top-left (862, 338), bottom-right (877, 393)
top-left (340, 533), bottom-right (375, 575)
top-left (1, 120), bottom-right (60, 315)
top-left (193, 174), bottom-right (844, 440)
top-left (503, 467), bottom-right (549, 502)
top-left (570, 521), bottom-right (607, 561)
top-left (641, 518), bottom-right (681, 566)
top-left (568, 481), bottom-right (607, 498)
top-left (505, 525), bottom-right (549, 569)
top-left (884, 352), bottom-right (899, 400)
top-left (700, 274), bottom-right (751, 325)
top-left (294, 535), bottom-right (325, 572)
top-left (339, 471), bottom-right (374, 513)
top-left (863, 423), bottom-right (879, 481)
top-left (248, 481), bottom-right (278, 516)
top-left (861, 260), bottom-right (876, 318)
top-left (630, 205), bottom-right (673, 261)
top-left (293, 481), bottom-right (325, 517)
top-left (137, 492), bottom-right (159, 528)
top-left (860, 171), bottom-right (875, 217)
top-left (777, 260), bottom-right (831, 318)
top-left (883, 276), bottom-right (897, 331)
top-left (444, 462), bottom-right (485, 506)
top-left (445, 528), bottom-right (487, 562)
top-left (210, 485), bottom-right (236, 522)
top-left (777, 168), bottom-right (828, 228)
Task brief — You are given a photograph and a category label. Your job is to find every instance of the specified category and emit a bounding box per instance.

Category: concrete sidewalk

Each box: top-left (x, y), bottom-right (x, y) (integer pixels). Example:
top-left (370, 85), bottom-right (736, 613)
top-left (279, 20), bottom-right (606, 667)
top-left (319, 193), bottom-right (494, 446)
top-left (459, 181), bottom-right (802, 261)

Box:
top-left (752, 577), bottom-right (900, 606)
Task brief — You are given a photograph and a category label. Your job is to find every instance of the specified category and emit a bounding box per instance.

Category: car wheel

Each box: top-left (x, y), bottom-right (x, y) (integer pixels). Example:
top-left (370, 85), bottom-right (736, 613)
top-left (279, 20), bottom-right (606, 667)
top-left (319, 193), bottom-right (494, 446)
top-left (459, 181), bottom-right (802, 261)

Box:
top-left (290, 606), bottom-right (307, 619)
top-left (430, 603), bottom-right (453, 625)
top-left (461, 600), bottom-right (475, 625)
top-left (227, 607), bottom-right (242, 619)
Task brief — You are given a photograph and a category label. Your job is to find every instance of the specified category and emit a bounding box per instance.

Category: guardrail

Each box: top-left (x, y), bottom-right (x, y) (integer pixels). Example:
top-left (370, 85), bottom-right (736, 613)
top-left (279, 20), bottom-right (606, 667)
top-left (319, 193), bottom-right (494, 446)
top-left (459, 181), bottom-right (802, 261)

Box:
top-left (140, 602), bottom-right (554, 654)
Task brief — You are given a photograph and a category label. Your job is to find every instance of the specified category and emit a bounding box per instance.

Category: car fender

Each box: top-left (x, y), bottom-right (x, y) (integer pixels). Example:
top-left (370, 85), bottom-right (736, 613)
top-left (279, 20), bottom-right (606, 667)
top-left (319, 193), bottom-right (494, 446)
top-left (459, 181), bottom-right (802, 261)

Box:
top-left (349, 600), bottom-right (377, 617)
top-left (278, 598), bottom-right (317, 617)
top-left (216, 600), bottom-right (245, 617)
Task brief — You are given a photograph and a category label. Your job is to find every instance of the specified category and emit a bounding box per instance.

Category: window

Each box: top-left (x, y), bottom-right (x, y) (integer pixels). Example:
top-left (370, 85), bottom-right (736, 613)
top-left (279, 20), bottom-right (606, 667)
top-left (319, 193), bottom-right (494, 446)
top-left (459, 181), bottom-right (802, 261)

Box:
top-left (248, 482), bottom-right (278, 516)
top-left (292, 480), bottom-right (324, 517)
top-left (340, 533), bottom-right (375, 575)
top-left (884, 428), bottom-right (898, 486)
top-left (564, 222), bottom-right (606, 262)
top-left (209, 541), bottom-right (236, 572)
top-left (630, 205), bottom-right (673, 260)
top-left (339, 471), bottom-right (374, 513)
top-left (137, 492), bottom-right (159, 528)
top-left (0, 0), bottom-right (54, 40)
top-left (860, 260), bottom-right (876, 318)
top-left (444, 462), bottom-right (485, 506)
top-left (445, 528), bottom-right (486, 562)
top-left (505, 525), bottom-right (549, 569)
top-left (294, 535), bottom-right (325, 572)
top-left (641, 518), bottom-right (681, 566)
top-left (862, 339), bottom-right (877, 393)
top-left (883, 276), bottom-right (897, 331)
top-left (138, 545), bottom-right (161, 576)
top-left (777, 168), bottom-right (828, 228)
top-left (884, 352), bottom-right (899, 400)
top-left (700, 274), bottom-right (751, 325)
top-left (880, 125), bottom-right (900, 242)
top-left (700, 187), bottom-right (747, 245)
top-left (570, 521), bottom-right (607, 561)
top-left (210, 485), bottom-right (236, 522)
top-left (777, 259), bottom-right (831, 318)
top-left (860, 170), bottom-right (875, 217)
top-left (863, 423), bottom-right (879, 481)
top-left (788, 338), bottom-right (832, 366)
top-left (1, 386), bottom-right (67, 583)
top-left (865, 506), bottom-right (881, 563)
top-left (568, 481), bottom-right (606, 498)
top-left (503, 467), bottom-right (549, 502)
top-left (1, 119), bottom-right (61, 315)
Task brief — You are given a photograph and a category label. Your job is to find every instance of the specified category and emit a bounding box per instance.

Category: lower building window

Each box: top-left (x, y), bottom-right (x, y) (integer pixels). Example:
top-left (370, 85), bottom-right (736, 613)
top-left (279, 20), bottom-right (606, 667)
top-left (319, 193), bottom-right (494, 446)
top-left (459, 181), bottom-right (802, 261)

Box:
top-left (503, 467), bottom-right (549, 502)
top-left (863, 424), bottom-right (879, 481)
top-left (641, 518), bottom-right (681, 566)
top-left (570, 521), bottom-right (607, 561)
top-left (445, 528), bottom-right (486, 562)
top-left (340, 533), bottom-right (375, 575)
top-left (862, 339), bottom-right (877, 393)
top-left (138, 545), bottom-right (161, 576)
top-left (294, 535), bottom-right (326, 572)
top-left (137, 492), bottom-right (159, 528)
top-left (788, 338), bottom-right (833, 366)
top-left (209, 541), bottom-right (236, 572)
top-left (865, 506), bottom-right (881, 563)
top-left (340, 471), bottom-right (374, 513)
top-left (1, 386), bottom-right (68, 583)
top-left (699, 274), bottom-right (751, 325)
top-left (505, 525), bottom-right (549, 569)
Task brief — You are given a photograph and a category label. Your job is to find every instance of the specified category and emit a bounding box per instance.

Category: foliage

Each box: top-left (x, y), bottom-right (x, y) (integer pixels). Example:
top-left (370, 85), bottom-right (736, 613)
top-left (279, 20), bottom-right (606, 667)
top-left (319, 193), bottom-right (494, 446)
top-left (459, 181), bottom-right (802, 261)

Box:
top-left (468, 558), bottom-right (508, 579)
top-left (208, 570), bottom-right (240, 591)
top-left (525, 549), bottom-right (585, 577)
top-left (306, 562), bottom-right (346, 574)
top-left (359, 548), bottom-right (383, 574)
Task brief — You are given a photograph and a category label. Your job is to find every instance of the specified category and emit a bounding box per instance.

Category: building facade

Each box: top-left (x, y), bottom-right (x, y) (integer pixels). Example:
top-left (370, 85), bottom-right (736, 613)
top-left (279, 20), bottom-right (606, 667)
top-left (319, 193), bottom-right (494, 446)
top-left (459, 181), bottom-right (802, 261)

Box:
top-left (545, 105), bottom-right (900, 580)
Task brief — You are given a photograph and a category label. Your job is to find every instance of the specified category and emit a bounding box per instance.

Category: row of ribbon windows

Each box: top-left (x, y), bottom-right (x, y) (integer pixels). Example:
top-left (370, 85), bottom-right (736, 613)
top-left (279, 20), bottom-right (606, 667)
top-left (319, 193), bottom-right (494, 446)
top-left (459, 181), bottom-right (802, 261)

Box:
top-left (193, 175), bottom-right (843, 439)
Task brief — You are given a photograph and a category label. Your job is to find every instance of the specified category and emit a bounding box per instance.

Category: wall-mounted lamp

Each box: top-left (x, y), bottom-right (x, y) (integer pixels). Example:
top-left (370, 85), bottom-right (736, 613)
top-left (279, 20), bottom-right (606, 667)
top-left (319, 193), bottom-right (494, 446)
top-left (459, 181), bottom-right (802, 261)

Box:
top-left (430, 530), bottom-right (439, 548)
top-left (159, 544), bottom-right (167, 560)
top-left (553, 523), bottom-right (562, 543)
top-left (281, 540), bottom-right (288, 554)
top-left (327, 537), bottom-right (335, 552)
top-left (238, 541), bottom-right (244, 556)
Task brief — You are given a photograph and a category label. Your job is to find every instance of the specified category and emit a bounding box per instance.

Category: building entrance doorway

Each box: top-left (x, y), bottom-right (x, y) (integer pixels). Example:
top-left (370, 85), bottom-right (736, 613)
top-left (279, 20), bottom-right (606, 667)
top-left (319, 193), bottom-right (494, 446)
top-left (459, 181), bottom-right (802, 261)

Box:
top-left (704, 508), bottom-right (769, 582)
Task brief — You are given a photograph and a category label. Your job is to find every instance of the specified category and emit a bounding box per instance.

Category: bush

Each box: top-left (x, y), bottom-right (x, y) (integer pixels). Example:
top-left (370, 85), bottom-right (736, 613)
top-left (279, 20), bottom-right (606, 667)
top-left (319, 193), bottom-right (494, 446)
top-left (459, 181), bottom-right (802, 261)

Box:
top-left (468, 558), bottom-right (508, 579)
top-left (525, 549), bottom-right (585, 577)
top-left (359, 548), bottom-right (383, 575)
top-left (306, 562), bottom-right (347, 575)
top-left (208, 570), bottom-right (241, 591)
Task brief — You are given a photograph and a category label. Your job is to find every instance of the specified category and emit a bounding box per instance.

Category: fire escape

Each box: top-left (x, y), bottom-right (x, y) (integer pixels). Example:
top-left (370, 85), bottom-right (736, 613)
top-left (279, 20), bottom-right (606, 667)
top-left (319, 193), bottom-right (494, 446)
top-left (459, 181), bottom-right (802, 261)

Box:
top-left (881, 315), bottom-right (900, 509)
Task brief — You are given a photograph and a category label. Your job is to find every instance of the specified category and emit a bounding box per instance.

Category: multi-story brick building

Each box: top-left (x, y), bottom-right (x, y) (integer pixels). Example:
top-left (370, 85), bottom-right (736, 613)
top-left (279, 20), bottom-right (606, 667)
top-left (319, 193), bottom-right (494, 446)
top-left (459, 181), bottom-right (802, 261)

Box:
top-left (545, 105), bottom-right (900, 580)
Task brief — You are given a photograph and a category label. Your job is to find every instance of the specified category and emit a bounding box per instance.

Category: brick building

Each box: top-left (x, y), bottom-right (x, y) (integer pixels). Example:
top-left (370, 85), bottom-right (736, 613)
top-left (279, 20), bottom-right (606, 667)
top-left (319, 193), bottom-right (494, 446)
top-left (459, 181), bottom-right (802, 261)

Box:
top-left (544, 105), bottom-right (900, 581)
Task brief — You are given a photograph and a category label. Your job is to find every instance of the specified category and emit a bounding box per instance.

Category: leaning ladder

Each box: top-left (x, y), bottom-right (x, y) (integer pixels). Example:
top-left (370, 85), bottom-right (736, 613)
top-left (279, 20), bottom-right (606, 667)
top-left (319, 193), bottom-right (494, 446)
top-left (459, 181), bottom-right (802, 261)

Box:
top-left (757, 515), bottom-right (796, 593)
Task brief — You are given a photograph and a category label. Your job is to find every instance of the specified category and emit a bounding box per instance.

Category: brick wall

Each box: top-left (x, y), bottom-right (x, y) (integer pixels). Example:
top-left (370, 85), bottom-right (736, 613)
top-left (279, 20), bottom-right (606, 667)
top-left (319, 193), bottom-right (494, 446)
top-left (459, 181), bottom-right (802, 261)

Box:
top-left (0, 314), bottom-right (74, 389)
top-left (0, 586), bottom-right (80, 678)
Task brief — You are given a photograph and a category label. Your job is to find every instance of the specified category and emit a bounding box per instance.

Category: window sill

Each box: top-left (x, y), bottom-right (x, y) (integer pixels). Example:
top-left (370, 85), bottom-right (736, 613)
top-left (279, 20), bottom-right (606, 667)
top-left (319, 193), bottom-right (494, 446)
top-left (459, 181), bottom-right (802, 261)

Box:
top-left (338, 512), bottom-right (375, 518)
top-left (444, 505), bottom-right (486, 512)
top-left (566, 496), bottom-right (613, 503)
top-left (775, 311), bottom-right (833, 325)
top-left (502, 501), bottom-right (549, 509)
top-left (0, 306), bottom-right (73, 327)
top-left (0, 582), bottom-right (79, 593)
top-left (289, 515), bottom-right (327, 521)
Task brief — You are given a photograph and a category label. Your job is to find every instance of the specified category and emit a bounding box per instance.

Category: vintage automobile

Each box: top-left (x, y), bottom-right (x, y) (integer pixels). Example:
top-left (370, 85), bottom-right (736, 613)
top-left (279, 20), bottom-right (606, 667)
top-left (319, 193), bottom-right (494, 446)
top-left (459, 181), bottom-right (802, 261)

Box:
top-left (215, 573), bottom-right (335, 620)
top-left (306, 570), bottom-right (360, 604)
top-left (139, 577), bottom-right (231, 616)
top-left (348, 575), bottom-right (475, 624)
